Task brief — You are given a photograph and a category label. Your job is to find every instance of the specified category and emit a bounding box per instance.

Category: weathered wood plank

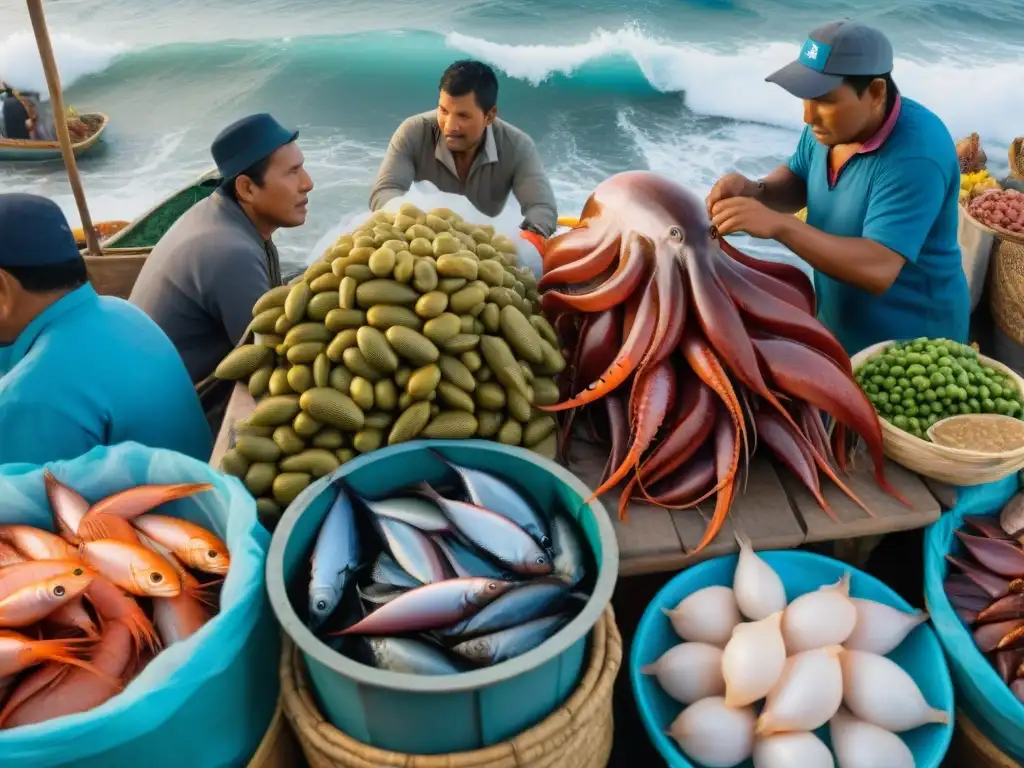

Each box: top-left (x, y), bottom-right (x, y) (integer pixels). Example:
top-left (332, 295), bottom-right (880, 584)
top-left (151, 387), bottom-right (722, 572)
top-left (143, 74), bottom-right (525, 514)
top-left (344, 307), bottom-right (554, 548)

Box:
top-left (779, 448), bottom-right (941, 542)
top-left (923, 478), bottom-right (959, 510)
top-left (209, 382), bottom-right (255, 467)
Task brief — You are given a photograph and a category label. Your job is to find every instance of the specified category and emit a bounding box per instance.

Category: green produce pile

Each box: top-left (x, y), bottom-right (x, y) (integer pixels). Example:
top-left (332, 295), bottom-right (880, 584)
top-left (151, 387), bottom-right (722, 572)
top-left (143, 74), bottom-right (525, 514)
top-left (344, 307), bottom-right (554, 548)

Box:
top-left (855, 338), bottom-right (1024, 440)
top-left (212, 204), bottom-right (565, 524)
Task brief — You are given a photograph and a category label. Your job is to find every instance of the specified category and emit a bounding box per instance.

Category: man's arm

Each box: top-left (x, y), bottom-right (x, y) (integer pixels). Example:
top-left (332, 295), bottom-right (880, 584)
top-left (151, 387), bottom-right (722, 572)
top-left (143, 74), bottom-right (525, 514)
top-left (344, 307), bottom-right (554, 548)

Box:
top-left (512, 138), bottom-right (557, 237)
top-left (0, 403), bottom-right (99, 466)
top-left (756, 165), bottom-right (808, 214)
top-left (202, 242), bottom-right (272, 346)
top-left (369, 117), bottom-right (422, 212)
top-left (773, 157), bottom-right (950, 296)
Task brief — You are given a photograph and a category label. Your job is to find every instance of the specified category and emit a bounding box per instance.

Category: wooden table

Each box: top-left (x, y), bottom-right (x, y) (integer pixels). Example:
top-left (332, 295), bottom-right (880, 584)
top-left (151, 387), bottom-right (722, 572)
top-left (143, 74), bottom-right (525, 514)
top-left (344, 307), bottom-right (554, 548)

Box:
top-left (212, 383), bottom-right (946, 576)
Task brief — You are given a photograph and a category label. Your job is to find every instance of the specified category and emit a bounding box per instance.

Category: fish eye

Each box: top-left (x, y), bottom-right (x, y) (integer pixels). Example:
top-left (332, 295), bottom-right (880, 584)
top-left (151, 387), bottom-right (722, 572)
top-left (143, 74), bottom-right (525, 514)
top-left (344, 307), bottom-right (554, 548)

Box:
top-left (536, 556), bottom-right (548, 565)
top-left (53, 585), bottom-right (66, 597)
top-left (150, 572), bottom-right (163, 583)
top-left (316, 600), bottom-right (328, 611)
top-left (487, 582), bottom-right (498, 591)
top-left (72, 568), bottom-right (83, 576)
top-left (208, 549), bottom-right (218, 559)
top-left (669, 226), bottom-right (684, 241)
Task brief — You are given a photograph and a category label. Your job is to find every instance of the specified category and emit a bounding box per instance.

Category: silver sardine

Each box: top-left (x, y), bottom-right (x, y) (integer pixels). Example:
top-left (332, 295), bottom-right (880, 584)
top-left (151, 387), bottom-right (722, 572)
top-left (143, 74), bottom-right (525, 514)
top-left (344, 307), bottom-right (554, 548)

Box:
top-left (432, 535), bottom-right (510, 580)
top-left (364, 496), bottom-right (451, 534)
top-left (430, 450), bottom-right (550, 547)
top-left (375, 516), bottom-right (451, 584)
top-left (308, 486), bottom-right (360, 629)
top-left (549, 513), bottom-right (586, 588)
top-left (334, 577), bottom-right (517, 636)
top-left (371, 552), bottom-right (421, 589)
top-left (437, 579), bottom-right (569, 637)
top-left (420, 483), bottom-right (552, 576)
top-left (452, 613), bottom-right (569, 665)
top-left (365, 636), bottom-right (465, 676)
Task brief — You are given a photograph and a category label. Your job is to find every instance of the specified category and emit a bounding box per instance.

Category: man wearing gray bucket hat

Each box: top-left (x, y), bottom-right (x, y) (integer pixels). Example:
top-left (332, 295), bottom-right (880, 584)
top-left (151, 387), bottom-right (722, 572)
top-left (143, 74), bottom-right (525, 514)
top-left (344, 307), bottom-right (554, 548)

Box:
top-left (706, 21), bottom-right (969, 357)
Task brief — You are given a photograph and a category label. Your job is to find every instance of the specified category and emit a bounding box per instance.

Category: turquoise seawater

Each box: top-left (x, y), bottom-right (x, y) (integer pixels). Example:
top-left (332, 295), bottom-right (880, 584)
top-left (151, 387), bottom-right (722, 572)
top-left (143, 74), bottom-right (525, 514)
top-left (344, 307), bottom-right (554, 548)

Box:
top-left (0, 0), bottom-right (1021, 267)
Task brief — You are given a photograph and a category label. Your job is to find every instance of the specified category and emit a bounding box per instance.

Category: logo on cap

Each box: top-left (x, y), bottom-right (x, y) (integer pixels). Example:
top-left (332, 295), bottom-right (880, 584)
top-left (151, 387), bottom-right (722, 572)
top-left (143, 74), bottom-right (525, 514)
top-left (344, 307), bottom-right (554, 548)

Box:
top-left (799, 38), bottom-right (831, 72)
top-left (805, 43), bottom-right (819, 60)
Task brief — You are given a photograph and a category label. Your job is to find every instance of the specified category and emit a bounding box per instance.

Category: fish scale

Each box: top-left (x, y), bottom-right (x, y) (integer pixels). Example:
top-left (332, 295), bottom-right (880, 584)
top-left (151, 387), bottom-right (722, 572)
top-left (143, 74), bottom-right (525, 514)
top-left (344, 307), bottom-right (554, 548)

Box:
top-left (308, 486), bottom-right (360, 629)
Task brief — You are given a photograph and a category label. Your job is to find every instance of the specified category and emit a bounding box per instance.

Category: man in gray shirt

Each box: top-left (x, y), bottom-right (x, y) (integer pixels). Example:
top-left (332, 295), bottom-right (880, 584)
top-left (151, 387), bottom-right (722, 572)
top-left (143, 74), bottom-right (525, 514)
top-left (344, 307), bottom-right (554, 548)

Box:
top-left (370, 60), bottom-right (558, 237)
top-left (131, 113), bottom-right (313, 388)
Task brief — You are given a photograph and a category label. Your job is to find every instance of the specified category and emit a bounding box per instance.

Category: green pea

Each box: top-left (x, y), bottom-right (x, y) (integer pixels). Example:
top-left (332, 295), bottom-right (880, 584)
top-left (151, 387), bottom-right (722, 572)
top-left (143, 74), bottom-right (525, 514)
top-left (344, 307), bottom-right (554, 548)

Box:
top-left (982, 397), bottom-right (996, 413)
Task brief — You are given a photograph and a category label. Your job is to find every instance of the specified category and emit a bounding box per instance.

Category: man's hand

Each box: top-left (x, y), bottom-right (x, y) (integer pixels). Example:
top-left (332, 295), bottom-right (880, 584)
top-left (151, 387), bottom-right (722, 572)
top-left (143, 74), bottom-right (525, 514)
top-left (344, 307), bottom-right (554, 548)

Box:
top-left (710, 197), bottom-right (788, 240)
top-left (706, 173), bottom-right (758, 215)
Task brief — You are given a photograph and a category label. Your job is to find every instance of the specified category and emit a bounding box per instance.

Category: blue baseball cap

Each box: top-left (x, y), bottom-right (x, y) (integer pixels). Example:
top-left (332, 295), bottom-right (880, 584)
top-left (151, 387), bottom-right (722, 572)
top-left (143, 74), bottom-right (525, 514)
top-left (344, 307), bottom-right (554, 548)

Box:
top-left (766, 21), bottom-right (894, 100)
top-left (211, 113), bottom-right (299, 180)
top-left (0, 193), bottom-right (80, 268)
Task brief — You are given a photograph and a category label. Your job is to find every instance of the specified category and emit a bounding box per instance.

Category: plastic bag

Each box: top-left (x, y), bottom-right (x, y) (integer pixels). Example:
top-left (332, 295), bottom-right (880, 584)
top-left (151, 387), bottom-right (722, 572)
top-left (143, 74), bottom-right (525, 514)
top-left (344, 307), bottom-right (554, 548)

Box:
top-left (0, 442), bottom-right (280, 768)
top-left (924, 473), bottom-right (1024, 760)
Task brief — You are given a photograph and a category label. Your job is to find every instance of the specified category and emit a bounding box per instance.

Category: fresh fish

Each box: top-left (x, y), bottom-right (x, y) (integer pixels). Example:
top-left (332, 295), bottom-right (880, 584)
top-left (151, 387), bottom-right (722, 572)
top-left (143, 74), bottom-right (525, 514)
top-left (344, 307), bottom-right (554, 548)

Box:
top-left (549, 513), bottom-right (586, 587)
top-left (332, 577), bottom-right (517, 636)
top-left (131, 514), bottom-right (230, 575)
top-left (371, 552), bottom-right (421, 589)
top-left (375, 516), bottom-right (451, 584)
top-left (432, 535), bottom-right (510, 580)
top-left (451, 613), bottom-right (569, 665)
top-left (0, 571), bottom-right (95, 628)
top-left (363, 496), bottom-right (451, 534)
top-left (79, 540), bottom-right (182, 598)
top-left (43, 470), bottom-right (89, 540)
top-left (0, 525), bottom-right (80, 562)
top-left (419, 484), bottom-right (552, 576)
top-left (357, 582), bottom-right (409, 607)
top-left (86, 482), bottom-right (214, 520)
top-left (364, 636), bottom-right (465, 675)
top-left (0, 543), bottom-right (23, 567)
top-left (429, 450), bottom-right (550, 547)
top-left (308, 487), bottom-right (360, 629)
top-left (437, 579), bottom-right (569, 637)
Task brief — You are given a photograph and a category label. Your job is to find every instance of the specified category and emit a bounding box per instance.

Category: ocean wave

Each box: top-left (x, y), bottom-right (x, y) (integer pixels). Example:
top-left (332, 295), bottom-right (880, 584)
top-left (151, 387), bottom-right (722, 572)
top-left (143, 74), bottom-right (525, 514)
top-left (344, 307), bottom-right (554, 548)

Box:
top-left (2, 24), bottom-right (1021, 145)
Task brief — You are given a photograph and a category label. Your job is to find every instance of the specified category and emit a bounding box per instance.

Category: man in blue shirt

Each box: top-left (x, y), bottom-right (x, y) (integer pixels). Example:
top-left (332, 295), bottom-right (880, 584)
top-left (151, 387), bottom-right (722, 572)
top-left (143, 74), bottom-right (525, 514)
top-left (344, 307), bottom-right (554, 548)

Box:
top-left (706, 21), bottom-right (970, 355)
top-left (0, 194), bottom-right (212, 466)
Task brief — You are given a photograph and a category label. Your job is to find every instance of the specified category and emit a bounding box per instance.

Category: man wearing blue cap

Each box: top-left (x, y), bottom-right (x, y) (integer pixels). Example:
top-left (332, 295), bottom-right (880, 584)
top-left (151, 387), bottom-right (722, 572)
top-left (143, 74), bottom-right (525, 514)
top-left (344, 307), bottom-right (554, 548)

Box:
top-left (0, 194), bottom-right (212, 466)
top-left (706, 21), bottom-right (969, 356)
top-left (130, 113), bottom-right (313, 392)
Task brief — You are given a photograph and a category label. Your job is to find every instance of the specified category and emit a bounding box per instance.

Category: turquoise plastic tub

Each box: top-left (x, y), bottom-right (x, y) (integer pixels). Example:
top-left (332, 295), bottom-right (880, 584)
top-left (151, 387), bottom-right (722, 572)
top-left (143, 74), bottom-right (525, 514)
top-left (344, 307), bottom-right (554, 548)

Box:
top-left (631, 550), bottom-right (955, 768)
top-left (266, 439), bottom-right (619, 755)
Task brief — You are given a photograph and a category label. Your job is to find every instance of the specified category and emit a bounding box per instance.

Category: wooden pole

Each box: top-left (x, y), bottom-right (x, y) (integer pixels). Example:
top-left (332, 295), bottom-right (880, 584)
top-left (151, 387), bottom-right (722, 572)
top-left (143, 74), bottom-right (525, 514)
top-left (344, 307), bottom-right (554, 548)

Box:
top-left (25, 0), bottom-right (102, 257)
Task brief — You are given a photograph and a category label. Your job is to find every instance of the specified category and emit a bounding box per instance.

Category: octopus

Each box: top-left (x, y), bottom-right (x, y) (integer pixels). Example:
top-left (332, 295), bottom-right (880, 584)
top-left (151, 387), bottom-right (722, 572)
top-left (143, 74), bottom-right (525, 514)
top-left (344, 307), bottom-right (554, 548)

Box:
top-left (530, 170), bottom-right (907, 552)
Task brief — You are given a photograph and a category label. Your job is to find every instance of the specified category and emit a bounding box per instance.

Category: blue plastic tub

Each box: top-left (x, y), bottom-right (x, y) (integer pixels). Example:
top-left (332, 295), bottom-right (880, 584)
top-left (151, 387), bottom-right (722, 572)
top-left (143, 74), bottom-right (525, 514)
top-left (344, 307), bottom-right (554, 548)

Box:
top-left (631, 550), bottom-right (954, 768)
top-left (265, 439), bottom-right (619, 755)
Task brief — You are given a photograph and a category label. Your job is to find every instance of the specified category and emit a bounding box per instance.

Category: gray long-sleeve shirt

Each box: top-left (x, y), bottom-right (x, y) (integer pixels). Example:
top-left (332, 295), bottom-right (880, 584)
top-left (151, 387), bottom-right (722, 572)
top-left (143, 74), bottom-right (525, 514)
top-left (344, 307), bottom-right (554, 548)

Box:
top-left (129, 189), bottom-right (282, 384)
top-left (369, 111), bottom-right (558, 237)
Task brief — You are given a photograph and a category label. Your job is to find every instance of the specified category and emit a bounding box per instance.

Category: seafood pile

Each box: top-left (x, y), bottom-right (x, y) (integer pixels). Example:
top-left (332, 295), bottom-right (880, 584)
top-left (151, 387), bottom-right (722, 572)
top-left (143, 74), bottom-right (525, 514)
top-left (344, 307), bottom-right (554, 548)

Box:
top-left (854, 338), bottom-right (1024, 441)
top-left (214, 205), bottom-right (568, 525)
top-left (535, 171), bottom-right (903, 550)
top-left (944, 498), bottom-right (1024, 703)
top-left (299, 450), bottom-right (590, 674)
top-left (644, 543), bottom-right (945, 767)
top-left (0, 473), bottom-right (228, 728)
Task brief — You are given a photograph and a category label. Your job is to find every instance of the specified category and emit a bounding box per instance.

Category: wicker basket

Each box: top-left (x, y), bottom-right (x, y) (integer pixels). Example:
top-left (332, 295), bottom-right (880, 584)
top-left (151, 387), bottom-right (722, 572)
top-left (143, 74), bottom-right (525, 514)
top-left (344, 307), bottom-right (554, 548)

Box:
top-left (247, 700), bottom-right (302, 768)
top-left (280, 607), bottom-right (622, 768)
top-left (947, 708), bottom-right (1022, 768)
top-left (1011, 138), bottom-right (1023, 179)
top-left (991, 238), bottom-right (1024, 347)
top-left (850, 341), bottom-right (1024, 485)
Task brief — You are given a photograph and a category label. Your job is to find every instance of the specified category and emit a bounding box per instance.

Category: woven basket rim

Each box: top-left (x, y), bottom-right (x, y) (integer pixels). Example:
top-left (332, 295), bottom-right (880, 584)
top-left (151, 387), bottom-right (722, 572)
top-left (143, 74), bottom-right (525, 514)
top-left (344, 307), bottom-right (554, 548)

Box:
top-left (852, 341), bottom-right (1024, 460)
top-left (280, 606), bottom-right (622, 766)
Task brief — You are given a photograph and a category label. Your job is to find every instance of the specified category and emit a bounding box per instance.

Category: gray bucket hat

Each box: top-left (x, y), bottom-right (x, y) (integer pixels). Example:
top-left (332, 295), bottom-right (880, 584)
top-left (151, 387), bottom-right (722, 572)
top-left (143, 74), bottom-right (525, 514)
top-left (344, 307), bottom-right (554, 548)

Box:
top-left (766, 20), bottom-right (894, 100)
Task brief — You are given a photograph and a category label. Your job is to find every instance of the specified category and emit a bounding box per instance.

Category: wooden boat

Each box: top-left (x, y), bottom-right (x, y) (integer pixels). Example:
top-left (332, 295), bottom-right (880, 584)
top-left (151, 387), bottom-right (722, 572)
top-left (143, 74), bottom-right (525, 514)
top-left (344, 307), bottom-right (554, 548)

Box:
top-left (0, 112), bottom-right (109, 161)
top-left (85, 167), bottom-right (222, 299)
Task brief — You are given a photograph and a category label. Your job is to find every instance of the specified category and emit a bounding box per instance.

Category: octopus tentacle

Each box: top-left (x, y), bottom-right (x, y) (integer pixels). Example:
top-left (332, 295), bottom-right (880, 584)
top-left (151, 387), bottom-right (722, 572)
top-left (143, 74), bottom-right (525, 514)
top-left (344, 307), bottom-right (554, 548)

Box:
top-left (542, 220), bottom-right (609, 272)
top-left (638, 452), bottom-right (716, 509)
top-left (598, 393), bottom-right (630, 487)
top-left (541, 232), bottom-right (650, 314)
top-left (692, 409), bottom-right (740, 554)
top-left (718, 237), bottom-right (816, 314)
top-left (715, 258), bottom-right (850, 374)
top-left (559, 310), bottom-right (620, 459)
top-left (537, 271), bottom-right (658, 412)
top-left (590, 360), bottom-right (675, 500)
top-left (799, 403), bottom-right (838, 469)
top-left (637, 254), bottom-right (688, 369)
top-left (832, 423), bottom-right (850, 472)
top-left (756, 407), bottom-right (838, 521)
top-left (716, 243), bottom-right (814, 315)
top-left (751, 334), bottom-right (907, 507)
top-left (538, 232), bottom-right (622, 290)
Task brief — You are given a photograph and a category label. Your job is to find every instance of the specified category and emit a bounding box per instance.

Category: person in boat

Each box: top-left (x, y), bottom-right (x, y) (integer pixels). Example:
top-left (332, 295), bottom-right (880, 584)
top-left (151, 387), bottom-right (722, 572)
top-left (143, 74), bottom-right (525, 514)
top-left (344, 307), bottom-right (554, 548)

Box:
top-left (130, 113), bottom-right (313, 410)
top-left (706, 21), bottom-right (969, 356)
top-left (0, 193), bottom-right (212, 466)
top-left (370, 59), bottom-right (558, 239)
top-left (0, 82), bottom-right (89, 141)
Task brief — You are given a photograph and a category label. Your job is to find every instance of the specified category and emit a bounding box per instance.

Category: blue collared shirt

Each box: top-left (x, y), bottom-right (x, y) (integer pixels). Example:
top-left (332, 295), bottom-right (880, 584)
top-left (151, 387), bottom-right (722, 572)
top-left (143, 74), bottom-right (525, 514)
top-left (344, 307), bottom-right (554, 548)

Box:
top-left (788, 97), bottom-right (970, 355)
top-left (0, 285), bottom-right (212, 466)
